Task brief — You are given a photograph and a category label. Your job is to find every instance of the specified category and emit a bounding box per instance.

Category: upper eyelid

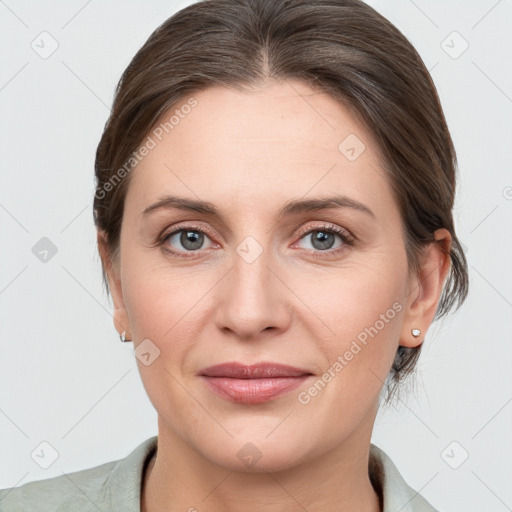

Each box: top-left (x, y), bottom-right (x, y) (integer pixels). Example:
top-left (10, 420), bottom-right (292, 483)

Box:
top-left (161, 221), bottom-right (353, 247)
top-left (295, 222), bottom-right (352, 238)
top-left (162, 222), bottom-right (217, 241)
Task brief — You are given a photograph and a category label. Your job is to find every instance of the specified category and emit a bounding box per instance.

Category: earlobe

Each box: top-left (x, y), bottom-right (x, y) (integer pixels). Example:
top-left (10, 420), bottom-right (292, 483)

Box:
top-left (97, 230), bottom-right (132, 340)
top-left (399, 228), bottom-right (452, 348)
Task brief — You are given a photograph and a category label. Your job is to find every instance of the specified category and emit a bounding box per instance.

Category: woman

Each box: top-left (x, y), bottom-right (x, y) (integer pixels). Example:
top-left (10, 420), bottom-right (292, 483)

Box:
top-left (0, 0), bottom-right (468, 510)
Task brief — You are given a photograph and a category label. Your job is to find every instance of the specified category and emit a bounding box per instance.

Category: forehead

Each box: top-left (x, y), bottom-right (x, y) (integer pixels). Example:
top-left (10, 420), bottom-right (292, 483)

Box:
top-left (126, 80), bottom-right (395, 223)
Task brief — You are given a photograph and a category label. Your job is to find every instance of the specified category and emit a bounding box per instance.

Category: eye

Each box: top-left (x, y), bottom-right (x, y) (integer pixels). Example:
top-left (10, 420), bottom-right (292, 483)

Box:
top-left (160, 225), bottom-right (216, 257)
top-left (294, 223), bottom-right (354, 256)
top-left (157, 222), bottom-right (355, 260)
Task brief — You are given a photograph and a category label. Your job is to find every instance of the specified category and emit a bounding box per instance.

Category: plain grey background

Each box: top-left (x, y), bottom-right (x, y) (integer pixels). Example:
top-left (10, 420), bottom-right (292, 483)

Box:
top-left (1, 1), bottom-right (511, 510)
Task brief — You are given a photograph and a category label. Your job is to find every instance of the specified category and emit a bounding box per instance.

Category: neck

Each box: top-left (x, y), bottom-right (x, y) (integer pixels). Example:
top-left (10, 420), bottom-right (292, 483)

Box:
top-left (142, 427), bottom-right (382, 512)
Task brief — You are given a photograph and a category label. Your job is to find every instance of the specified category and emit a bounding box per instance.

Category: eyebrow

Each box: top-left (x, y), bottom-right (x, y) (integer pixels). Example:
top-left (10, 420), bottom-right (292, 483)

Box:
top-left (141, 194), bottom-right (376, 220)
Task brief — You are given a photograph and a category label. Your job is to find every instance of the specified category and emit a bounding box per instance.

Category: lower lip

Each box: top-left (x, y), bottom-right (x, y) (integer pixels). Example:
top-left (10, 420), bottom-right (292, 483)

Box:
top-left (201, 376), bottom-right (311, 404)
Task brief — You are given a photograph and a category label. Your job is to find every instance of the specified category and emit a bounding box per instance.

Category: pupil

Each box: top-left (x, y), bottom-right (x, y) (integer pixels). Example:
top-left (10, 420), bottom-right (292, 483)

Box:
top-left (181, 231), bottom-right (203, 250)
top-left (313, 231), bottom-right (334, 250)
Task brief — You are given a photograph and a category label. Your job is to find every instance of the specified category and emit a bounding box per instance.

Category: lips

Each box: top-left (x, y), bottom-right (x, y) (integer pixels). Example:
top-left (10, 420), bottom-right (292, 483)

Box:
top-left (199, 362), bottom-right (313, 404)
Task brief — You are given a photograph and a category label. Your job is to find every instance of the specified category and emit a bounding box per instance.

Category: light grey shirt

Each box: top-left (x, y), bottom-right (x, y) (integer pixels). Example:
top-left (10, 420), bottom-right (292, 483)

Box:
top-left (0, 436), bottom-right (439, 511)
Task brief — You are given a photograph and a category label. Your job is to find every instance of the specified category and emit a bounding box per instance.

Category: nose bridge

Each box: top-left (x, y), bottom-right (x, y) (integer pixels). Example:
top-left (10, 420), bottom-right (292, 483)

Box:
top-left (234, 237), bottom-right (271, 294)
top-left (232, 235), bottom-right (275, 312)
top-left (214, 231), bottom-right (290, 338)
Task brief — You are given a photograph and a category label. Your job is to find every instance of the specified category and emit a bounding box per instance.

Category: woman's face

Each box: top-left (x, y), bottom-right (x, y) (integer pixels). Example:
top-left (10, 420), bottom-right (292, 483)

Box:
top-left (108, 79), bottom-right (424, 472)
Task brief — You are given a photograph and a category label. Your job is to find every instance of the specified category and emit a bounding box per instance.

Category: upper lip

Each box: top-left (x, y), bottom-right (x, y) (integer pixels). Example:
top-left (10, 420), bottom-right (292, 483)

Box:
top-left (199, 362), bottom-right (313, 379)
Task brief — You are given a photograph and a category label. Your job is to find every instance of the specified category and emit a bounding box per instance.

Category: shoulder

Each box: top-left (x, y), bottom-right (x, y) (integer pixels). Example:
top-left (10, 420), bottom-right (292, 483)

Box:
top-left (0, 459), bottom-right (119, 512)
top-left (0, 436), bottom-right (158, 512)
top-left (370, 444), bottom-right (440, 512)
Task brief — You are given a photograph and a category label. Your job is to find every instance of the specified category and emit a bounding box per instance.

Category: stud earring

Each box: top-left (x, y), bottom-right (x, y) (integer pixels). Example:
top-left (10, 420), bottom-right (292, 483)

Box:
top-left (411, 328), bottom-right (421, 338)
top-left (119, 331), bottom-right (131, 342)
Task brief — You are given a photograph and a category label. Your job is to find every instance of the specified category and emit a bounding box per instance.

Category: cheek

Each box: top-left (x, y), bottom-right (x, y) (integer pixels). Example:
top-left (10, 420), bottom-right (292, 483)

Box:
top-left (293, 254), bottom-right (406, 338)
top-left (291, 257), bottom-right (406, 393)
top-left (288, 280), bottom-right (402, 443)
top-left (122, 241), bottom-right (190, 326)
top-left (121, 250), bottom-right (218, 361)
top-left (121, 258), bottom-right (211, 423)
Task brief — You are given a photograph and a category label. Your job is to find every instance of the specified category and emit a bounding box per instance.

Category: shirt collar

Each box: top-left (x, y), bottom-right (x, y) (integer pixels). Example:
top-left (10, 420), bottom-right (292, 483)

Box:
top-left (370, 444), bottom-right (439, 511)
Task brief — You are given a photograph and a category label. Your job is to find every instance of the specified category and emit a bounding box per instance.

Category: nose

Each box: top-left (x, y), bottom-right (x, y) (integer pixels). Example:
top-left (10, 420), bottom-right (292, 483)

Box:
top-left (214, 248), bottom-right (291, 341)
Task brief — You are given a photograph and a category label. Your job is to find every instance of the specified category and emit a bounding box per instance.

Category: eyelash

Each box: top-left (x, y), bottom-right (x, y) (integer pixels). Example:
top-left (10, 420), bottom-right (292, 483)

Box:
top-left (157, 222), bottom-right (355, 259)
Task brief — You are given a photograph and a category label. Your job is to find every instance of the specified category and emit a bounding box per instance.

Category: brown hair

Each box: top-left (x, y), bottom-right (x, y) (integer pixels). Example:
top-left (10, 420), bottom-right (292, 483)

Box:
top-left (93, 0), bottom-right (469, 397)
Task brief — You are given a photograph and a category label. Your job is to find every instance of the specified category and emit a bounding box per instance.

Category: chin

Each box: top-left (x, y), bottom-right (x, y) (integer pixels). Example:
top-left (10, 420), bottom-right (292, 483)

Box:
top-left (194, 428), bottom-right (318, 474)
top-left (220, 445), bottom-right (310, 474)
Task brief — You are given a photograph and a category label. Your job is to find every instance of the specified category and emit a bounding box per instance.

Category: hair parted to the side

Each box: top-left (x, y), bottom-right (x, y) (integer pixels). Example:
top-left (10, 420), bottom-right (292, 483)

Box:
top-left (93, 0), bottom-right (469, 400)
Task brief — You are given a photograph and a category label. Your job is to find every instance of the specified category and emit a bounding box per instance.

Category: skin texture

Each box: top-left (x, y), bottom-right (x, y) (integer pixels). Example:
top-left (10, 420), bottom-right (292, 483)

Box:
top-left (98, 79), bottom-right (451, 512)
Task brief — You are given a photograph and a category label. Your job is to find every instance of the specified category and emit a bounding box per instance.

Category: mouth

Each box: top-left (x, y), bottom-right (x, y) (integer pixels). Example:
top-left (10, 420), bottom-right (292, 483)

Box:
top-left (199, 362), bottom-right (314, 404)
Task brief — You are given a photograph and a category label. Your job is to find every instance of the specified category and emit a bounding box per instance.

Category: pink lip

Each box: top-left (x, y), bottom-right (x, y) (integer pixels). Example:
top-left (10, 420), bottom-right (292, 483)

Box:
top-left (199, 362), bottom-right (313, 404)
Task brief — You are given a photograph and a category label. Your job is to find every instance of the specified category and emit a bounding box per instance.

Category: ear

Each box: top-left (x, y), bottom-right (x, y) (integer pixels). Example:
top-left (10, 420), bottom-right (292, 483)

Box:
top-left (399, 228), bottom-right (452, 348)
top-left (97, 230), bottom-right (131, 340)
